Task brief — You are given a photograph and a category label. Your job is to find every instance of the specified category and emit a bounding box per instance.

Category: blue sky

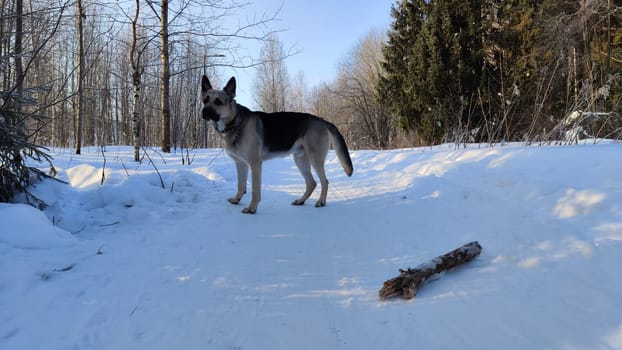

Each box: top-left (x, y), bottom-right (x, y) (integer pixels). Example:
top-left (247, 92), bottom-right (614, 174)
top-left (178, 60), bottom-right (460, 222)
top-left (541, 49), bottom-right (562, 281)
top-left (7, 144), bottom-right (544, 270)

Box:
top-left (220, 0), bottom-right (396, 108)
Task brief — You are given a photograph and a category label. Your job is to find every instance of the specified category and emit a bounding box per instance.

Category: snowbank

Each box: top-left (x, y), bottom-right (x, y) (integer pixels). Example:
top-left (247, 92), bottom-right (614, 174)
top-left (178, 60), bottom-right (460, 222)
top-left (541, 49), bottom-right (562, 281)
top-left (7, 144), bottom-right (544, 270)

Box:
top-left (1, 143), bottom-right (621, 350)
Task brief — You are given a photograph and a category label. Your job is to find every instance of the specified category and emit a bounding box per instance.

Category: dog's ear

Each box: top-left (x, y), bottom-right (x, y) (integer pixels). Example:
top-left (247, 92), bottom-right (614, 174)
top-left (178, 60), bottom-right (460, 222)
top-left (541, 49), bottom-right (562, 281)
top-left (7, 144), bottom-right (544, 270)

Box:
top-left (223, 77), bottom-right (236, 98)
top-left (201, 75), bottom-right (212, 92)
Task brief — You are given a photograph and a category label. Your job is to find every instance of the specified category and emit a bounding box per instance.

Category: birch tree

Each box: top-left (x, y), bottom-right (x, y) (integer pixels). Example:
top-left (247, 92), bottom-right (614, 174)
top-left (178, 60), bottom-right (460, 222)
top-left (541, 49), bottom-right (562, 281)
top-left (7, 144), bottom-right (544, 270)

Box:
top-left (130, 0), bottom-right (143, 161)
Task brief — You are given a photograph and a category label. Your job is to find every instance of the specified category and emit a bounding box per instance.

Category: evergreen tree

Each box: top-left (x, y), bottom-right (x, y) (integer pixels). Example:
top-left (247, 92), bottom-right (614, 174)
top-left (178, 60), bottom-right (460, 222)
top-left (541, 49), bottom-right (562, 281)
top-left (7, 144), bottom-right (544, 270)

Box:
top-left (480, 0), bottom-right (542, 140)
top-left (379, 0), bottom-right (428, 141)
top-left (381, 0), bottom-right (485, 144)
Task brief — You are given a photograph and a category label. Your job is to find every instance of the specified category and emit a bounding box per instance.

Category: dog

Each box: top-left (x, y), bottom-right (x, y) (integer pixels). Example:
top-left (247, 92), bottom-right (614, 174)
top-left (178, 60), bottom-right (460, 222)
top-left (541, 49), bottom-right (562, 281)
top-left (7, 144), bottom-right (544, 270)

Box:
top-left (200, 75), bottom-right (353, 214)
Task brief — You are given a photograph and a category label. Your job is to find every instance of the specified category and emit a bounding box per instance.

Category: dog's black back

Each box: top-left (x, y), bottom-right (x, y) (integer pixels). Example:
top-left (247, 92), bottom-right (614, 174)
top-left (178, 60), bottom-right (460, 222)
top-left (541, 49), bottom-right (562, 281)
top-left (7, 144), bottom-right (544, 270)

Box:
top-left (238, 105), bottom-right (326, 153)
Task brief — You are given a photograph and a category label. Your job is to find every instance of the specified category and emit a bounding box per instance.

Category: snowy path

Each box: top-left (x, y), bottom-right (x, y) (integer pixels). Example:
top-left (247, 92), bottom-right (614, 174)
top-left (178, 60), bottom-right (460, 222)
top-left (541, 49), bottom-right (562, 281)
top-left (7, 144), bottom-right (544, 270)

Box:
top-left (1, 143), bottom-right (622, 349)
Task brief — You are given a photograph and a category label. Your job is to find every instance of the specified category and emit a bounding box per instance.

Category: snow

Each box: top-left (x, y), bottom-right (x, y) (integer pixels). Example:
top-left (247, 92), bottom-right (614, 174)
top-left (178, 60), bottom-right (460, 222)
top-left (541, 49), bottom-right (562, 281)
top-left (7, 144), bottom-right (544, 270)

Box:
top-left (1, 142), bottom-right (622, 349)
top-left (0, 204), bottom-right (76, 249)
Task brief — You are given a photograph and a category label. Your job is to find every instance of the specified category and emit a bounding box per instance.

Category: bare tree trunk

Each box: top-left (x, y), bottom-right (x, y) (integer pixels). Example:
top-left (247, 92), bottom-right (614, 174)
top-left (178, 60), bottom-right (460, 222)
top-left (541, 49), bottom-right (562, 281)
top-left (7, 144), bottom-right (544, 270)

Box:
top-left (606, 0), bottom-right (611, 75)
top-left (0, 0), bottom-right (7, 93)
top-left (130, 0), bottom-right (141, 162)
top-left (75, 0), bottom-right (84, 154)
top-left (160, 0), bottom-right (171, 153)
top-left (61, 43), bottom-right (70, 147)
top-left (102, 57), bottom-right (111, 146)
top-left (580, 0), bottom-right (595, 111)
top-left (14, 0), bottom-right (23, 115)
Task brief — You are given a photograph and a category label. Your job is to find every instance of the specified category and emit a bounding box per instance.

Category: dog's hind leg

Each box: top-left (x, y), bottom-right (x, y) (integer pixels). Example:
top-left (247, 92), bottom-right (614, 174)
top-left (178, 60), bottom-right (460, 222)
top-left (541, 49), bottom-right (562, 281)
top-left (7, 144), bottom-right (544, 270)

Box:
top-left (310, 156), bottom-right (329, 207)
top-left (229, 159), bottom-right (248, 205)
top-left (292, 152), bottom-right (317, 206)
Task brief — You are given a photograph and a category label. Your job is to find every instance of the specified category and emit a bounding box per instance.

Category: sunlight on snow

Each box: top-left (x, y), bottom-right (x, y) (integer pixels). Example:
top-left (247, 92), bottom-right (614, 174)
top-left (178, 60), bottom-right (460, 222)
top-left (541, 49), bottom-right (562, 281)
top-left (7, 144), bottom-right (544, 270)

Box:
top-left (65, 164), bottom-right (101, 189)
top-left (553, 188), bottom-right (606, 219)
top-left (191, 166), bottom-right (223, 181)
top-left (552, 237), bottom-right (594, 260)
top-left (487, 151), bottom-right (516, 168)
top-left (286, 287), bottom-right (367, 299)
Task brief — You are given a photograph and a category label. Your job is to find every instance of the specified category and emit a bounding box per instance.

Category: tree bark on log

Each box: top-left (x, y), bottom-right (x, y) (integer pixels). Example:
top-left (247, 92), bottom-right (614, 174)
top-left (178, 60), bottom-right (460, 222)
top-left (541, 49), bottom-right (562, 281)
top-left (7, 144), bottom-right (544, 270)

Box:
top-left (379, 241), bottom-right (482, 300)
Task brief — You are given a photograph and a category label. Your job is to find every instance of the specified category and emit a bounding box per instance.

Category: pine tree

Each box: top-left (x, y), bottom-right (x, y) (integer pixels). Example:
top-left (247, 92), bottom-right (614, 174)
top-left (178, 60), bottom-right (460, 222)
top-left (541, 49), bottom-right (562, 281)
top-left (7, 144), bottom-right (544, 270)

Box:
top-left (379, 0), bottom-right (428, 138)
top-left (381, 0), bottom-right (485, 144)
top-left (480, 0), bottom-right (541, 140)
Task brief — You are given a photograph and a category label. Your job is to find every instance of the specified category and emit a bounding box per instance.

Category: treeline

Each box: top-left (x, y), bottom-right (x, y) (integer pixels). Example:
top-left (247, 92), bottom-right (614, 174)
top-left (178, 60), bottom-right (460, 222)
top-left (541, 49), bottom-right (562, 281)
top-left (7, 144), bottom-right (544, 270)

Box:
top-left (3, 1), bottom-right (620, 153)
top-left (304, 0), bottom-right (622, 148)
top-left (381, 0), bottom-right (622, 145)
top-left (0, 0), bottom-right (279, 202)
top-left (1, 1), bottom-right (279, 152)
top-left (1, 1), bottom-right (621, 201)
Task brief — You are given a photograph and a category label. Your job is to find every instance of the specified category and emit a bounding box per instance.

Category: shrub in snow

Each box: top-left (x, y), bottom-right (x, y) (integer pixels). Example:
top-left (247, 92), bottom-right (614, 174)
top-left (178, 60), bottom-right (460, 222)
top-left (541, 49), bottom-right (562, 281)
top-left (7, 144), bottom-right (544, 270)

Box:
top-left (0, 102), bottom-right (53, 205)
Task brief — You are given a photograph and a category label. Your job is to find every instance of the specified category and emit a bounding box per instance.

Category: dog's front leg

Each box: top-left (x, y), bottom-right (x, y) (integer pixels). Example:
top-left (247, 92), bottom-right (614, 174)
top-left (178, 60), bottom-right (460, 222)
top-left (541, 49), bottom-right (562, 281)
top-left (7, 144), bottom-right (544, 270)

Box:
top-left (229, 160), bottom-right (248, 205)
top-left (243, 161), bottom-right (262, 214)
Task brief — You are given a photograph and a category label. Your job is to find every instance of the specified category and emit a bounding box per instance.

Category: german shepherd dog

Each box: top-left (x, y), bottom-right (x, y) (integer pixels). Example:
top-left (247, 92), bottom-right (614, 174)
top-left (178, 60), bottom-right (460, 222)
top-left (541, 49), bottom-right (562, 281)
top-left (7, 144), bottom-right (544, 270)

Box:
top-left (201, 75), bottom-right (353, 214)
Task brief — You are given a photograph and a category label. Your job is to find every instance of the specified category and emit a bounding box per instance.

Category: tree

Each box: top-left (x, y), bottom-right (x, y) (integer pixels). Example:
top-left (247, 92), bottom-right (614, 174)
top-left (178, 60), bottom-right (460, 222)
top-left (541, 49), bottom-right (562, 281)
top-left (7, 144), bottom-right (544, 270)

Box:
top-left (142, 0), bottom-right (285, 152)
top-left (159, 0), bottom-right (171, 153)
top-left (379, 0), bottom-right (429, 142)
top-left (416, 0), bottom-right (484, 143)
top-left (0, 0), bottom-right (64, 202)
top-left (478, 0), bottom-right (622, 142)
top-left (309, 82), bottom-right (339, 122)
top-left (0, 0), bottom-right (293, 201)
top-left (75, 0), bottom-right (85, 154)
top-left (288, 71), bottom-right (308, 112)
top-left (14, 0), bottom-right (23, 116)
top-left (129, 0), bottom-right (144, 162)
top-left (381, 0), bottom-right (514, 144)
top-left (335, 30), bottom-right (394, 149)
top-left (254, 34), bottom-right (290, 112)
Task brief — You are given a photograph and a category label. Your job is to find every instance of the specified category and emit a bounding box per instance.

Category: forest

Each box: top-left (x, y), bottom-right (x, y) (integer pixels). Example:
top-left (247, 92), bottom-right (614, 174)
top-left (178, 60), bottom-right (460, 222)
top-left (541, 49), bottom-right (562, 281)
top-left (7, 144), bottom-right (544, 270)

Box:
top-left (1, 0), bottom-right (621, 202)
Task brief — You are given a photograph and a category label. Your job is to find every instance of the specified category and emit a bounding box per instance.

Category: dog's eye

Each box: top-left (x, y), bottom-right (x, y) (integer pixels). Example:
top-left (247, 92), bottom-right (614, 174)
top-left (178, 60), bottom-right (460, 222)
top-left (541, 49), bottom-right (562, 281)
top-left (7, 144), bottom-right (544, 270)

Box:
top-left (214, 98), bottom-right (223, 106)
top-left (203, 96), bottom-right (209, 104)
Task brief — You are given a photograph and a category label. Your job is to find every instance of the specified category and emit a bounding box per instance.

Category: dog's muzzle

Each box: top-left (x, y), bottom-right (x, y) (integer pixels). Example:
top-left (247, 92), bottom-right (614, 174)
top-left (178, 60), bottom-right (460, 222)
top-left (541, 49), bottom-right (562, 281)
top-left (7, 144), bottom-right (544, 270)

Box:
top-left (202, 107), bottom-right (229, 133)
top-left (202, 107), bottom-right (220, 122)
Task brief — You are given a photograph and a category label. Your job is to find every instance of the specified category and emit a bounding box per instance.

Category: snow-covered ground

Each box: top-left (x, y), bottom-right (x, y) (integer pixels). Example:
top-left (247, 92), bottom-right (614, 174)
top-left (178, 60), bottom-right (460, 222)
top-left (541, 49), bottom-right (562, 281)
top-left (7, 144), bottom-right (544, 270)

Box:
top-left (1, 142), bottom-right (622, 349)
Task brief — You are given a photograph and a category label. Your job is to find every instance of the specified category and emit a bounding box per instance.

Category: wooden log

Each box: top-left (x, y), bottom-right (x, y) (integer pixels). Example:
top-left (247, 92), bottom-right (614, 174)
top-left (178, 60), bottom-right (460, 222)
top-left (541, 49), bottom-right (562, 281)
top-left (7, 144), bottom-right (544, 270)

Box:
top-left (379, 241), bottom-right (482, 300)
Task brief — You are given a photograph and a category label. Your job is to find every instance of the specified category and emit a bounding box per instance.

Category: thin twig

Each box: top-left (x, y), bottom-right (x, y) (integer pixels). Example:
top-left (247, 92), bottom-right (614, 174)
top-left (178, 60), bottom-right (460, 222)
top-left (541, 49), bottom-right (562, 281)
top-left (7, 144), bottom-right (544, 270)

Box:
top-left (120, 159), bottom-right (130, 177)
top-left (53, 264), bottom-right (75, 272)
top-left (100, 147), bottom-right (107, 185)
top-left (34, 169), bottom-right (69, 184)
top-left (207, 149), bottom-right (224, 167)
top-left (142, 147), bottom-right (166, 189)
top-left (148, 147), bottom-right (168, 165)
top-left (71, 226), bottom-right (87, 235)
top-left (99, 221), bottom-right (120, 227)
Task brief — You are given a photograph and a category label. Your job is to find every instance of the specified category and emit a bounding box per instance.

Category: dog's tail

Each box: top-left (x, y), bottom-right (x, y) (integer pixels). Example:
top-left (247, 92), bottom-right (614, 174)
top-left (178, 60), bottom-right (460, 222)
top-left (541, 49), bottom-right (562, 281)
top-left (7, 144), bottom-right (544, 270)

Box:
top-left (325, 121), bottom-right (353, 177)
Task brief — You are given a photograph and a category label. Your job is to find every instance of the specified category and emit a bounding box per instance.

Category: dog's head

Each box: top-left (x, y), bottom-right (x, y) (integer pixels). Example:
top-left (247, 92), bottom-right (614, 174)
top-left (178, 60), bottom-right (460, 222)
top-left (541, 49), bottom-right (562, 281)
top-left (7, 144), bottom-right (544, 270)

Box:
top-left (201, 75), bottom-right (237, 133)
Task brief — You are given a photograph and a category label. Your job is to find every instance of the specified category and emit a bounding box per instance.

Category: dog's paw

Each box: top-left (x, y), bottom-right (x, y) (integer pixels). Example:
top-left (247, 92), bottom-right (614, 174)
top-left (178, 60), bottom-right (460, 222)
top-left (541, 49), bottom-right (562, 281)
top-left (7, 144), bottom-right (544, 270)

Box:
top-left (315, 201), bottom-right (326, 208)
top-left (242, 207), bottom-right (256, 214)
top-left (228, 197), bottom-right (241, 205)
